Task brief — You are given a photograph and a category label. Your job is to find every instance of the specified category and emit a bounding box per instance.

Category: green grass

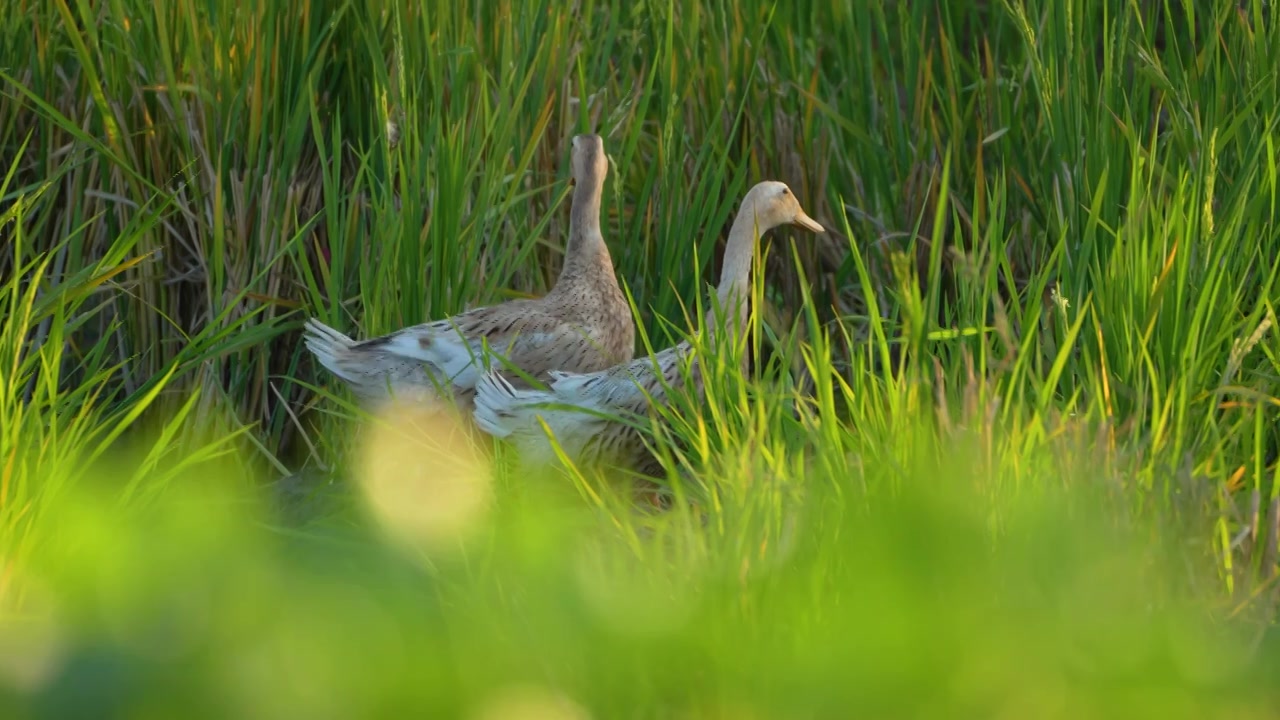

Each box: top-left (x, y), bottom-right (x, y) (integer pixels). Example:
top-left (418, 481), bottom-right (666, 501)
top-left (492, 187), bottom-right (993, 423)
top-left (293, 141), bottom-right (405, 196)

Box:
top-left (2, 0), bottom-right (1280, 715)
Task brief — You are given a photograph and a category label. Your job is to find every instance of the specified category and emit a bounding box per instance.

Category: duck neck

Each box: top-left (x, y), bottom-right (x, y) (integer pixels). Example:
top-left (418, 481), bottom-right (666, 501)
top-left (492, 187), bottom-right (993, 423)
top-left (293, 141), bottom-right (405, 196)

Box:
top-left (557, 174), bottom-right (609, 284)
top-left (707, 203), bottom-right (765, 336)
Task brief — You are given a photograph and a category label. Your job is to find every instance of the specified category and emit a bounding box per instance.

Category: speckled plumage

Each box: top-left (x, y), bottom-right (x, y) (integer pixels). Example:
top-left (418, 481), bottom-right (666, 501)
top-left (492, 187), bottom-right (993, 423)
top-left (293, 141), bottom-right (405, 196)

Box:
top-left (471, 180), bottom-right (825, 473)
top-left (303, 134), bottom-right (634, 410)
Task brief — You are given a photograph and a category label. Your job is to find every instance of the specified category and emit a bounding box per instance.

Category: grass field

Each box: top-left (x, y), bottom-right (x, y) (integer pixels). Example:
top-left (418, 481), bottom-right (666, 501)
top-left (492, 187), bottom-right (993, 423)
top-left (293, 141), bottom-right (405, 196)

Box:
top-left (3, 0), bottom-right (1280, 716)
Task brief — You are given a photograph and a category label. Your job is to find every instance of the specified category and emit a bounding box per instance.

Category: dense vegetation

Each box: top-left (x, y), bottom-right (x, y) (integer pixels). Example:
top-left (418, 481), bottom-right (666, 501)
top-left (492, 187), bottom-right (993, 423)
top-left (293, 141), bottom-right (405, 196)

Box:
top-left (2, 0), bottom-right (1278, 715)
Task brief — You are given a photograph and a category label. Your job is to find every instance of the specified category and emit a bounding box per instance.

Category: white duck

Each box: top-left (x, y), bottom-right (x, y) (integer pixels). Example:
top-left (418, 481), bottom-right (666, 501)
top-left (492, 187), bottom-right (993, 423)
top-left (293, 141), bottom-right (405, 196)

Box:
top-left (303, 134), bottom-right (635, 409)
top-left (471, 180), bottom-right (824, 472)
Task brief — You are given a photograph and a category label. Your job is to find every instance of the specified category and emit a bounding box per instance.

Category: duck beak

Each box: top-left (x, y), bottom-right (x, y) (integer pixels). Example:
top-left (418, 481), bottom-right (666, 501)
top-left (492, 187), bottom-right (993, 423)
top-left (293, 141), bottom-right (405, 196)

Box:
top-left (794, 210), bottom-right (825, 234)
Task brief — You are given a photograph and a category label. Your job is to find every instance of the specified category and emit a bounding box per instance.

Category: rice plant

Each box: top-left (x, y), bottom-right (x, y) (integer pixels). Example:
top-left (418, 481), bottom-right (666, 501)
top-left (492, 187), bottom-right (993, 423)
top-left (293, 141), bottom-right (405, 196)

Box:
top-left (1, 0), bottom-right (1278, 715)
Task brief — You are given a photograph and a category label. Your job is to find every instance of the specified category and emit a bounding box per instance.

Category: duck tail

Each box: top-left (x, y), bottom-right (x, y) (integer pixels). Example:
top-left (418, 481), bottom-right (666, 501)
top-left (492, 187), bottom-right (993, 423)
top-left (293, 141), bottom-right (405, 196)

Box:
top-left (303, 318), bottom-right (374, 387)
top-left (473, 370), bottom-right (608, 467)
top-left (471, 370), bottom-right (539, 439)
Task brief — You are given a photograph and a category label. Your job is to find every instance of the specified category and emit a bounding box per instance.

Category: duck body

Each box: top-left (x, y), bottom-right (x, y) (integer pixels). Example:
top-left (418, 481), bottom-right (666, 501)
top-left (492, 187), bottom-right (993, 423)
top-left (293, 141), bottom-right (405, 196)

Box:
top-left (474, 337), bottom-right (699, 471)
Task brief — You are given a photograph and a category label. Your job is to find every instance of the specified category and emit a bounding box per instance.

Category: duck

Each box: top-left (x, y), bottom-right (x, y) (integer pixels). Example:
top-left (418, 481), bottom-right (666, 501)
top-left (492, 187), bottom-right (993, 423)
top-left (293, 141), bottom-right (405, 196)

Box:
top-left (470, 180), bottom-right (825, 474)
top-left (303, 134), bottom-right (635, 410)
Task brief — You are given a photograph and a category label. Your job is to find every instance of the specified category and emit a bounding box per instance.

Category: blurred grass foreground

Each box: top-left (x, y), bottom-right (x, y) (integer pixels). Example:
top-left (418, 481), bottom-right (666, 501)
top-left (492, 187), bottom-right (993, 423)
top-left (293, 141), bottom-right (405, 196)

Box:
top-left (3, 0), bottom-right (1280, 717)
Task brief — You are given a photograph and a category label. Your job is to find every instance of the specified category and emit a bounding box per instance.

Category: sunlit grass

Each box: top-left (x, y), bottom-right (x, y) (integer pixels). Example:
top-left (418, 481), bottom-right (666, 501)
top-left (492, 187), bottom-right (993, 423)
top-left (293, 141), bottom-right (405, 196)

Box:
top-left (1, 437), bottom-right (1275, 717)
top-left (1, 0), bottom-right (1279, 715)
